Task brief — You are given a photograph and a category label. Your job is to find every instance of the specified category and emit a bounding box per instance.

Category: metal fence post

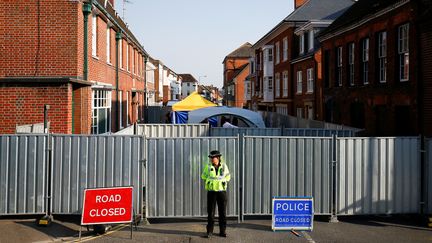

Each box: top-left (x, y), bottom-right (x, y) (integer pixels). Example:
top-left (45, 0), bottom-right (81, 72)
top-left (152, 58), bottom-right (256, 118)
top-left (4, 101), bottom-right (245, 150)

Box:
top-left (330, 133), bottom-right (338, 222)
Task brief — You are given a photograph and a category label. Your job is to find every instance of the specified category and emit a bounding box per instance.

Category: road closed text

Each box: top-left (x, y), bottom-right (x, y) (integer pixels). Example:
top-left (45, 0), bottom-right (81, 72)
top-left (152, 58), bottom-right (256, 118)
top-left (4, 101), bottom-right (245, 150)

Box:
top-left (81, 187), bottom-right (133, 225)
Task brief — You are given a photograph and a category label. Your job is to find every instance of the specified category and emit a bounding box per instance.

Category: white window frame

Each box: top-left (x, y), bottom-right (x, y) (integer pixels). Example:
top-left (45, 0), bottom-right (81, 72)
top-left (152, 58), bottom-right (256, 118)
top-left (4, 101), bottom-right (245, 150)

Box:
top-left (348, 43), bottom-right (355, 86)
top-left (126, 91), bottom-right (129, 126)
top-left (275, 73), bottom-right (280, 98)
top-left (378, 31), bottom-right (387, 83)
top-left (307, 68), bottom-right (314, 93)
top-left (268, 48), bottom-right (273, 62)
top-left (275, 42), bottom-right (280, 64)
top-left (119, 38), bottom-right (123, 68)
top-left (283, 37), bottom-right (288, 61)
top-left (268, 76), bottom-right (273, 91)
top-left (300, 34), bottom-right (305, 54)
top-left (91, 89), bottom-right (112, 134)
top-left (106, 26), bottom-right (111, 64)
top-left (283, 71), bottom-right (288, 97)
top-left (126, 44), bottom-right (129, 71)
top-left (362, 38), bottom-right (369, 85)
top-left (337, 46), bottom-right (343, 86)
top-left (398, 24), bottom-right (409, 82)
top-left (297, 107), bottom-right (303, 118)
top-left (92, 14), bottom-right (98, 57)
top-left (296, 70), bottom-right (302, 94)
top-left (308, 29), bottom-right (314, 52)
top-left (132, 49), bottom-right (135, 74)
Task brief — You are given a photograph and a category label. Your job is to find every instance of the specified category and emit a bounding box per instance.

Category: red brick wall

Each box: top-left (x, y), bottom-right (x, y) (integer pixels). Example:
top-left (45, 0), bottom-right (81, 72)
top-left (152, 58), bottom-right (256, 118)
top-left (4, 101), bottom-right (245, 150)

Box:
top-left (234, 65), bottom-right (250, 108)
top-left (0, 0), bottom-right (80, 77)
top-left (321, 4), bottom-right (418, 135)
top-left (292, 58), bottom-right (317, 119)
top-left (73, 85), bottom-right (91, 134)
top-left (0, 83), bottom-right (72, 134)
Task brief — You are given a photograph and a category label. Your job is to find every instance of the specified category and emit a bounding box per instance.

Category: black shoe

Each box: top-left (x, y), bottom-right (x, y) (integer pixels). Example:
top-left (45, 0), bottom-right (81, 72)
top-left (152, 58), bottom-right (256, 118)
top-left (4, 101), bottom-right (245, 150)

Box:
top-left (219, 232), bottom-right (227, 237)
top-left (206, 232), bottom-right (212, 238)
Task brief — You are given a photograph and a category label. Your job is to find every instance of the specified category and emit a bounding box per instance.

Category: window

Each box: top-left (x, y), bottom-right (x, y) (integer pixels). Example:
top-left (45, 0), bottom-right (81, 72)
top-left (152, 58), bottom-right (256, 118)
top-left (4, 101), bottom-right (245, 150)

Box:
top-left (399, 24), bottom-right (409, 81)
top-left (119, 91), bottom-right (123, 128)
top-left (362, 38), bottom-right (369, 84)
top-left (378, 31), bottom-right (387, 83)
top-left (348, 43), bottom-right (355, 86)
top-left (126, 91), bottom-right (129, 126)
top-left (308, 29), bottom-right (314, 52)
top-left (91, 90), bottom-right (111, 134)
top-left (297, 108), bottom-right (303, 118)
top-left (268, 48), bottom-right (273, 62)
top-left (126, 44), bottom-right (129, 71)
top-left (106, 26), bottom-right (111, 63)
top-left (299, 34), bottom-right (305, 54)
top-left (307, 106), bottom-right (314, 120)
top-left (297, 71), bottom-right (302, 94)
top-left (250, 60), bottom-right (255, 74)
top-left (283, 71), bottom-right (288, 97)
top-left (337, 46), bottom-right (343, 86)
top-left (283, 37), bottom-right (288, 61)
top-left (307, 68), bottom-right (314, 93)
top-left (132, 49), bottom-right (135, 74)
top-left (92, 14), bottom-right (98, 57)
top-left (275, 42), bottom-right (280, 64)
top-left (119, 39), bottom-right (123, 68)
top-left (275, 73), bottom-right (280, 98)
top-left (268, 76), bottom-right (273, 91)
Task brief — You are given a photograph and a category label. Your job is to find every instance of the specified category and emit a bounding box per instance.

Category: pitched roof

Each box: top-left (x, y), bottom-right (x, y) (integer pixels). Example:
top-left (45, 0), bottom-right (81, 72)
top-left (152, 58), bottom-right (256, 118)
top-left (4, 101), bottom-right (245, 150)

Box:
top-left (228, 63), bottom-right (249, 83)
top-left (319, 0), bottom-right (409, 37)
top-left (225, 43), bottom-right (253, 59)
top-left (284, 0), bottom-right (355, 22)
top-left (178, 74), bottom-right (198, 83)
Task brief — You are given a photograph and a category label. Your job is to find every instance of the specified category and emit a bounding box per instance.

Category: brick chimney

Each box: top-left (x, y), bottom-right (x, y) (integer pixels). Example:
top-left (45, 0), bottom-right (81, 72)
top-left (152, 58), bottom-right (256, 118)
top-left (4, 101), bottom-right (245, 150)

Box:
top-left (295, 0), bottom-right (307, 9)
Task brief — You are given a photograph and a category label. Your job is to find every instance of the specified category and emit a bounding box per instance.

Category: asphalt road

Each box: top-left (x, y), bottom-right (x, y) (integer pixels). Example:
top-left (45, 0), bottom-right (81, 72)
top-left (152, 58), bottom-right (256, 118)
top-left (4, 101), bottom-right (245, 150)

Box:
top-left (0, 215), bottom-right (430, 243)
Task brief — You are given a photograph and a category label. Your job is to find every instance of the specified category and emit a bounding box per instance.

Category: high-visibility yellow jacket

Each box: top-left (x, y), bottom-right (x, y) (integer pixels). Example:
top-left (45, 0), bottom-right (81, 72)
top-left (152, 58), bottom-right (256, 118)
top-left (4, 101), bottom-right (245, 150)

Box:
top-left (201, 161), bottom-right (231, 191)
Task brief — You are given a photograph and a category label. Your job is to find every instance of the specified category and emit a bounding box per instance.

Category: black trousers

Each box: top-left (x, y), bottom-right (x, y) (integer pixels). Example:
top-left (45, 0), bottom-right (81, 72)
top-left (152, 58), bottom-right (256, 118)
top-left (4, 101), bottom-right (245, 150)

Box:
top-left (206, 191), bottom-right (227, 234)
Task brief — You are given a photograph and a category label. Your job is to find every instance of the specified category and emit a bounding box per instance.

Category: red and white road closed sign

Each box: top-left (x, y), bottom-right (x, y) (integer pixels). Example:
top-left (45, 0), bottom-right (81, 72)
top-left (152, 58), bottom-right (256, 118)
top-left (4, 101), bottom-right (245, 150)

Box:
top-left (81, 186), bottom-right (133, 225)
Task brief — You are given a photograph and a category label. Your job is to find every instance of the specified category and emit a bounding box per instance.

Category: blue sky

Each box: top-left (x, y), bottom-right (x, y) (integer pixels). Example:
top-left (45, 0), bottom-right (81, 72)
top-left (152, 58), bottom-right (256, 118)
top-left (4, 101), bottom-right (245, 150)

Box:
top-left (115, 0), bottom-right (294, 88)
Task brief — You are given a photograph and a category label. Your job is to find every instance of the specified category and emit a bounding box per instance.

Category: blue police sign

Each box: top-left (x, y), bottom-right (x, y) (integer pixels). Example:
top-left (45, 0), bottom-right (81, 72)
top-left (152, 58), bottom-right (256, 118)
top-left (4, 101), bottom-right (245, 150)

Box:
top-left (272, 197), bottom-right (314, 231)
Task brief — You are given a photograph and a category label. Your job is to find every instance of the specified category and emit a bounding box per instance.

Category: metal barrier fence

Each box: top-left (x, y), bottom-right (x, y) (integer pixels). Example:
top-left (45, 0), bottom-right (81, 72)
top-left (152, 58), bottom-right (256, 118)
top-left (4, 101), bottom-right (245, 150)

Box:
top-left (0, 135), bottom-right (47, 215)
top-left (210, 127), bottom-right (282, 137)
top-left (146, 137), bottom-right (239, 218)
top-left (242, 136), bottom-right (332, 217)
top-left (283, 128), bottom-right (356, 137)
top-left (428, 138), bottom-right (432, 214)
top-left (337, 137), bottom-right (421, 215)
top-left (137, 124), bottom-right (210, 137)
top-left (51, 135), bottom-right (145, 216)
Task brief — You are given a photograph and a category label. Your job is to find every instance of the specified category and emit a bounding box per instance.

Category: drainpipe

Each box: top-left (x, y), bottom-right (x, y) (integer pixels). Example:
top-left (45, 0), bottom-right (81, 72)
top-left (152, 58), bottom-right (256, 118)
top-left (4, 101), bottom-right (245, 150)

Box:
top-left (82, 1), bottom-right (92, 81)
top-left (116, 31), bottom-right (122, 131)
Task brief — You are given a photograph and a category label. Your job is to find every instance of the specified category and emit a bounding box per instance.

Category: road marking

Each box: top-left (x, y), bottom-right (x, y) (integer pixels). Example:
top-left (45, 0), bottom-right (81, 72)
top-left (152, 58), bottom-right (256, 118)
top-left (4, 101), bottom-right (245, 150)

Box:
top-left (302, 231), bottom-right (316, 243)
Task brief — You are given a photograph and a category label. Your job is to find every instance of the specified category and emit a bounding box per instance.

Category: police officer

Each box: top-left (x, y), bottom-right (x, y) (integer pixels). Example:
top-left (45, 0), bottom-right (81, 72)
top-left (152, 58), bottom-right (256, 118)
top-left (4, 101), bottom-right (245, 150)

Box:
top-left (201, 150), bottom-right (231, 238)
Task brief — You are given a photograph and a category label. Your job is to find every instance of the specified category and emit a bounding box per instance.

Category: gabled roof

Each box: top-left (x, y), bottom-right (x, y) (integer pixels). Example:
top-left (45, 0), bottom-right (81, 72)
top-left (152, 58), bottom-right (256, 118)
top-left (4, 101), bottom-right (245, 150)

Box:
top-left (172, 92), bottom-right (216, 111)
top-left (284, 0), bottom-right (354, 22)
top-left (178, 74), bottom-right (198, 83)
top-left (228, 63), bottom-right (249, 83)
top-left (253, 0), bottom-right (355, 48)
top-left (319, 0), bottom-right (409, 38)
top-left (223, 43), bottom-right (253, 63)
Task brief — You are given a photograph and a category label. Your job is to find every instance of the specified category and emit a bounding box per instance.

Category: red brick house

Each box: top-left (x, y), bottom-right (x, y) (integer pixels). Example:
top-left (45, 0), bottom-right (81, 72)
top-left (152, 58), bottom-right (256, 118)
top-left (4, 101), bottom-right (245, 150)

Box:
top-left (223, 43), bottom-right (252, 107)
top-left (250, 0), bottom-right (354, 118)
top-left (0, 0), bottom-right (148, 134)
top-left (318, 0), bottom-right (419, 136)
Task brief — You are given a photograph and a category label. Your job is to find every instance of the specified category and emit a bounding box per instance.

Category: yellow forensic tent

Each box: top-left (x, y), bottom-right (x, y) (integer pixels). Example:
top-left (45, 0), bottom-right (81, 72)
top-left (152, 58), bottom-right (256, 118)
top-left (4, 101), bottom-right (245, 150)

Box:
top-left (172, 92), bottom-right (216, 111)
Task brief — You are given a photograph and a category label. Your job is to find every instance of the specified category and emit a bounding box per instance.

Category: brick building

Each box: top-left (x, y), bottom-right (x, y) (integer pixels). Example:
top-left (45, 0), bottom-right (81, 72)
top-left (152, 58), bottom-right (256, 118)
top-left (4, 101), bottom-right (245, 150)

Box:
top-left (249, 0), bottom-right (354, 118)
top-left (223, 43), bottom-right (252, 107)
top-left (318, 0), bottom-right (420, 136)
top-left (0, 0), bottom-right (149, 134)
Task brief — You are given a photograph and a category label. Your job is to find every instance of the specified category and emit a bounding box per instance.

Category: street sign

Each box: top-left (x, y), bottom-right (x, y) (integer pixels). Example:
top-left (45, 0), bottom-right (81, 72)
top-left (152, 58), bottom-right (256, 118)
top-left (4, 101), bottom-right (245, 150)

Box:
top-left (272, 197), bottom-right (314, 231)
top-left (81, 186), bottom-right (133, 225)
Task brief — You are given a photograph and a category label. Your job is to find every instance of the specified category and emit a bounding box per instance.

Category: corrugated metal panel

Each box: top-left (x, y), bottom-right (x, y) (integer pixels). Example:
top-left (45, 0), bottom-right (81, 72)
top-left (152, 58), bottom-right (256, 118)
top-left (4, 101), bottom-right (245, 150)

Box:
top-left (283, 129), bottom-right (355, 137)
top-left (243, 136), bottom-right (332, 215)
top-left (51, 135), bottom-right (144, 215)
top-left (428, 139), bottom-right (432, 214)
top-left (137, 124), bottom-right (210, 137)
top-left (146, 137), bottom-right (239, 218)
top-left (0, 135), bottom-right (47, 215)
top-left (337, 137), bottom-right (421, 215)
top-left (211, 128), bottom-right (282, 137)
